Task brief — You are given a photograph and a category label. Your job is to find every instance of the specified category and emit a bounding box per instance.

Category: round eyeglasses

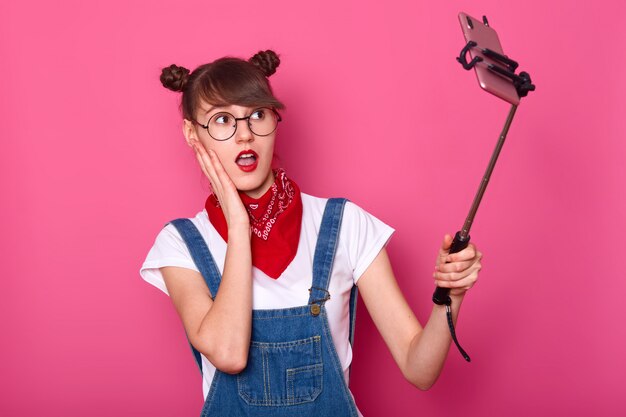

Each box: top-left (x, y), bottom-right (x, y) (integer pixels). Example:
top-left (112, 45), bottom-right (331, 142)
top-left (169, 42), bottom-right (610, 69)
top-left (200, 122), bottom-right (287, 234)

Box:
top-left (194, 107), bottom-right (282, 141)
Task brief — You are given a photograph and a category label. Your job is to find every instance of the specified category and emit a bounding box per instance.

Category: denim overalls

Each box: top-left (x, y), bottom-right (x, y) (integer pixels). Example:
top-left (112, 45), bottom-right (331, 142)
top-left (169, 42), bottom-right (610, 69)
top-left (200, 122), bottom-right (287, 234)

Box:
top-left (169, 198), bottom-right (360, 416)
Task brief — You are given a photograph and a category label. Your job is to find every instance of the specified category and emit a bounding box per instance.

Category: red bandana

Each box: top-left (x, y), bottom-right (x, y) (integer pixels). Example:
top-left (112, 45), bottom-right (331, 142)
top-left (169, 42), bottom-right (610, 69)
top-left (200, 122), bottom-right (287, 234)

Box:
top-left (204, 169), bottom-right (303, 279)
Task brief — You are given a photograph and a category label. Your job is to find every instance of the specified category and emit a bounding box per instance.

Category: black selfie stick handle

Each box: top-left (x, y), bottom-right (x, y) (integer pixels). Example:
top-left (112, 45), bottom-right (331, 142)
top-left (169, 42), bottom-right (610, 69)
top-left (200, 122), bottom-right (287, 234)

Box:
top-left (432, 231), bottom-right (471, 305)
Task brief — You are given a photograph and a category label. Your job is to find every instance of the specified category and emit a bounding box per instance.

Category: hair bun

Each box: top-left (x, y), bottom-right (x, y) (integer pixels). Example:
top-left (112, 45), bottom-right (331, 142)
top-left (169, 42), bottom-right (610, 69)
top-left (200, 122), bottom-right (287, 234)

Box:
top-left (160, 64), bottom-right (190, 92)
top-left (249, 50), bottom-right (280, 77)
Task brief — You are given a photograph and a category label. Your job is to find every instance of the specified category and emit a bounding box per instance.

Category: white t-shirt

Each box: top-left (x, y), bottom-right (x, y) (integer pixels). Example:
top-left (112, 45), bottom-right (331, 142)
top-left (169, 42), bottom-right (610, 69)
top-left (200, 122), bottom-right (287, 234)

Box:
top-left (140, 193), bottom-right (394, 406)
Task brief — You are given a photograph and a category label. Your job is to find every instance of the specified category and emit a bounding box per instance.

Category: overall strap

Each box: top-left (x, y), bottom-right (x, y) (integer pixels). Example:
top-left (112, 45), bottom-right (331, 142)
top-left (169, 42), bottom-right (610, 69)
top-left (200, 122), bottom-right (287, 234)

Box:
top-left (168, 218), bottom-right (222, 298)
top-left (348, 285), bottom-right (358, 348)
top-left (308, 198), bottom-right (348, 305)
top-left (308, 198), bottom-right (358, 372)
top-left (167, 218), bottom-right (223, 374)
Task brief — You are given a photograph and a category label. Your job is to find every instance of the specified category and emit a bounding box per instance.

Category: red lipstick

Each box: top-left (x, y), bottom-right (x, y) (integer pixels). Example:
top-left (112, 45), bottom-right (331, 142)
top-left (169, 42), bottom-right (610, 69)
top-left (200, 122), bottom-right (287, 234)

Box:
top-left (235, 150), bottom-right (258, 172)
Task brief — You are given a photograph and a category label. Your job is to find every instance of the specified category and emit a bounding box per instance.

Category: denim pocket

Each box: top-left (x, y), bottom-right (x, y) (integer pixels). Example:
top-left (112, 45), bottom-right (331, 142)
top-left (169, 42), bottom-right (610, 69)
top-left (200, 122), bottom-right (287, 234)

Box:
top-left (237, 335), bottom-right (323, 406)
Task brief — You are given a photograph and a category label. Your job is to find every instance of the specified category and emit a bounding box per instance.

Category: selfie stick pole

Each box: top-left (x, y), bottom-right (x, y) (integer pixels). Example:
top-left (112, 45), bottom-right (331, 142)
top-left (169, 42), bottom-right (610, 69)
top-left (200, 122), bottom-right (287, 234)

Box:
top-left (431, 104), bottom-right (517, 362)
top-left (433, 25), bottom-right (535, 362)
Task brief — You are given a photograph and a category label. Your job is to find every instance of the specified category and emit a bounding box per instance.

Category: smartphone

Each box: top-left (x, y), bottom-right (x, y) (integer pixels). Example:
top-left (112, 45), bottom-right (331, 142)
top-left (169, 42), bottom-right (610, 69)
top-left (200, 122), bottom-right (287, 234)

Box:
top-left (458, 12), bottom-right (520, 105)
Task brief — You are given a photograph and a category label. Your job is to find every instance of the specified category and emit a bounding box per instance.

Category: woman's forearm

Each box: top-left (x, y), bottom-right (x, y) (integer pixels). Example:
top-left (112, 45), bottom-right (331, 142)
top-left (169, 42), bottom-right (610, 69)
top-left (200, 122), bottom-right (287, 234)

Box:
top-left (403, 293), bottom-right (465, 390)
top-left (196, 223), bottom-right (252, 374)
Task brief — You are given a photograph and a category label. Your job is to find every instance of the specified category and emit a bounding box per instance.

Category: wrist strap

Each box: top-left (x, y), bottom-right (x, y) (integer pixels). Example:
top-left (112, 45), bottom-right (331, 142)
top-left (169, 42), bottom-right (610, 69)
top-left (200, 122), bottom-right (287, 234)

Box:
top-left (444, 299), bottom-right (471, 362)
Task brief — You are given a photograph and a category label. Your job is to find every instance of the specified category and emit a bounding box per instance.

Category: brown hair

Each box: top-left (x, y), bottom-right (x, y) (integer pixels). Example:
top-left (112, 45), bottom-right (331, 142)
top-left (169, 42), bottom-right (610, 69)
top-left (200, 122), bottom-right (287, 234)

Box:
top-left (160, 50), bottom-right (285, 121)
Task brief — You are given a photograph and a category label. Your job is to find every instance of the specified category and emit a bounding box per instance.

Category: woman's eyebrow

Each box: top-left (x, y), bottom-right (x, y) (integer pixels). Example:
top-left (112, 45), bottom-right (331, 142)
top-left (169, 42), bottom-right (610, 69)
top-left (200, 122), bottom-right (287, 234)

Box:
top-left (204, 106), bottom-right (218, 115)
top-left (204, 105), bottom-right (234, 115)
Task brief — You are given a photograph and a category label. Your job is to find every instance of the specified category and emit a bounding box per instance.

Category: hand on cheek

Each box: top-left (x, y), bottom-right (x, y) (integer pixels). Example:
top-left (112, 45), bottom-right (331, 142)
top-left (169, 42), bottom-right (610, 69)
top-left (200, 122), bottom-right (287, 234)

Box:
top-left (191, 143), bottom-right (249, 229)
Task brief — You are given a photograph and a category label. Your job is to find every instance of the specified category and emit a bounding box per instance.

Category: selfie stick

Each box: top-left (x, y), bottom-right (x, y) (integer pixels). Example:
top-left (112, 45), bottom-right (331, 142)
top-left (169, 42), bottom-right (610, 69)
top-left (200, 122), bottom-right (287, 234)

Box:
top-left (433, 17), bottom-right (535, 362)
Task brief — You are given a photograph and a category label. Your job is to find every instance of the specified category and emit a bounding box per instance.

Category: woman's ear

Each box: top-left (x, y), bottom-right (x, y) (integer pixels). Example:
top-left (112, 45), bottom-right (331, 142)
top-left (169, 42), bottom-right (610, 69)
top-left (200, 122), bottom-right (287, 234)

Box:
top-left (182, 119), bottom-right (197, 147)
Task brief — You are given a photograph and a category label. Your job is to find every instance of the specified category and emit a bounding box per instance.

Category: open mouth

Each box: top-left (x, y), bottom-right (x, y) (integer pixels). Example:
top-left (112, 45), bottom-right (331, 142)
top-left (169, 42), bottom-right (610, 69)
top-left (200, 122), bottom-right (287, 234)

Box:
top-left (236, 150), bottom-right (259, 172)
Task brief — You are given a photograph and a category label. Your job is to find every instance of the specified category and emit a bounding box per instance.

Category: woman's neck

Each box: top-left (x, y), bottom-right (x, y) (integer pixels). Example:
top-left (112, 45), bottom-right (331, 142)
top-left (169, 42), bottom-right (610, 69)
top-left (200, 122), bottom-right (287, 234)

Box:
top-left (241, 170), bottom-right (276, 200)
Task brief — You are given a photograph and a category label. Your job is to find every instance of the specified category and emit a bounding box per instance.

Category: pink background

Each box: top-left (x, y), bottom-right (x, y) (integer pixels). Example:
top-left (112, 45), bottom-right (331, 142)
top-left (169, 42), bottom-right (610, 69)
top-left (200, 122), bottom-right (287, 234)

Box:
top-left (2, 0), bottom-right (625, 416)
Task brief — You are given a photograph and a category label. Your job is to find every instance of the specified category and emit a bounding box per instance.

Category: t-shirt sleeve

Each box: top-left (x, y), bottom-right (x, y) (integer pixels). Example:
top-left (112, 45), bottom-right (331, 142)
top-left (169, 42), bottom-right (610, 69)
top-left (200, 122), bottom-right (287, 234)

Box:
top-left (139, 223), bottom-right (200, 296)
top-left (341, 201), bottom-right (395, 284)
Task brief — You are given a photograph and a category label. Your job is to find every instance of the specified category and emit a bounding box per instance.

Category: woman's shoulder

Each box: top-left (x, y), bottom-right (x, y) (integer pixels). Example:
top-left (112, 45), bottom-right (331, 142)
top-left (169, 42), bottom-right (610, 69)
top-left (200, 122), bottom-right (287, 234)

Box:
top-left (300, 192), bottom-right (327, 206)
top-left (140, 209), bottom-right (210, 295)
top-left (161, 208), bottom-right (214, 239)
top-left (146, 209), bottom-right (223, 264)
top-left (300, 192), bottom-right (394, 282)
top-left (300, 192), bottom-right (372, 221)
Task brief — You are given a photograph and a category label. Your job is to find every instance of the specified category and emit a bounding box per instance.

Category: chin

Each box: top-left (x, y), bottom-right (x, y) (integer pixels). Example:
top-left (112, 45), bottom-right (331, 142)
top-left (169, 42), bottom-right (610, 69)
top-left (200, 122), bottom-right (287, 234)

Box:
top-left (236, 170), bottom-right (273, 195)
top-left (235, 175), bottom-right (266, 191)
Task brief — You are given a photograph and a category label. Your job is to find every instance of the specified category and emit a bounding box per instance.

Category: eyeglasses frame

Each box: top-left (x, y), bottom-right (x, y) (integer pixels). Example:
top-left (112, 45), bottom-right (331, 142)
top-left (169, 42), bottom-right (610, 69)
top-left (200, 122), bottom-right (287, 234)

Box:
top-left (193, 107), bottom-right (282, 141)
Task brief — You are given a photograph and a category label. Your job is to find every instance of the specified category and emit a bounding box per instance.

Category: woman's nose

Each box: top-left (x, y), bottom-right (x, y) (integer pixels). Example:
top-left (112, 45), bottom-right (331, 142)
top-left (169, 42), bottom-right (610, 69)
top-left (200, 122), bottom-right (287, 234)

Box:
top-left (234, 119), bottom-right (254, 143)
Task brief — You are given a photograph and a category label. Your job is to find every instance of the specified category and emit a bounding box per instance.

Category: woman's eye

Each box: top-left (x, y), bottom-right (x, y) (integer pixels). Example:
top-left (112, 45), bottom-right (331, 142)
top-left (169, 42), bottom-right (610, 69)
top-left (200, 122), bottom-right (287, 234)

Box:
top-left (214, 114), bottom-right (231, 125)
top-left (250, 109), bottom-right (266, 120)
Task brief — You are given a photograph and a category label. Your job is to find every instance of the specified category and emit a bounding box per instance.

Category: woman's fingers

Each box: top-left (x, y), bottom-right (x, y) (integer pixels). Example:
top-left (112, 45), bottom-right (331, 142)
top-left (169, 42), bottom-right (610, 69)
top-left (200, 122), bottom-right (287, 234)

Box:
top-left (206, 150), bottom-right (242, 211)
top-left (436, 234), bottom-right (454, 265)
top-left (194, 142), bottom-right (223, 195)
top-left (436, 235), bottom-right (478, 264)
top-left (208, 149), bottom-right (236, 192)
top-left (434, 268), bottom-right (480, 289)
top-left (445, 244), bottom-right (478, 263)
top-left (436, 258), bottom-right (476, 274)
top-left (434, 242), bottom-right (482, 285)
top-left (433, 261), bottom-right (481, 281)
top-left (433, 235), bottom-right (483, 294)
top-left (436, 271), bottom-right (480, 297)
top-left (433, 263), bottom-right (481, 283)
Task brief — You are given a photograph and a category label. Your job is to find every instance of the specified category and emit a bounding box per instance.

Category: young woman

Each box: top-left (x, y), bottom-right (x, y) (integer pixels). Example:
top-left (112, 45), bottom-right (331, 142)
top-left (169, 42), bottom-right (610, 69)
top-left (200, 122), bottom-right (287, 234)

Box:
top-left (140, 50), bottom-right (482, 416)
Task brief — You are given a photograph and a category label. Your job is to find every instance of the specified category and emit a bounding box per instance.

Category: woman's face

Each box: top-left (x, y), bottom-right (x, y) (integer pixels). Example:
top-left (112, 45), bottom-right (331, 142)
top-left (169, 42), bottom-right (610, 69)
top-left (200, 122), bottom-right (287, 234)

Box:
top-left (184, 103), bottom-right (277, 199)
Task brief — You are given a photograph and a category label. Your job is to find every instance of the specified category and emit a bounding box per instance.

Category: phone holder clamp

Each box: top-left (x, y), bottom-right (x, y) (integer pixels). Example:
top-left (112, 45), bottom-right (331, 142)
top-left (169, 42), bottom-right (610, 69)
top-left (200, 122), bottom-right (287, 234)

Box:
top-left (456, 39), bottom-right (536, 98)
